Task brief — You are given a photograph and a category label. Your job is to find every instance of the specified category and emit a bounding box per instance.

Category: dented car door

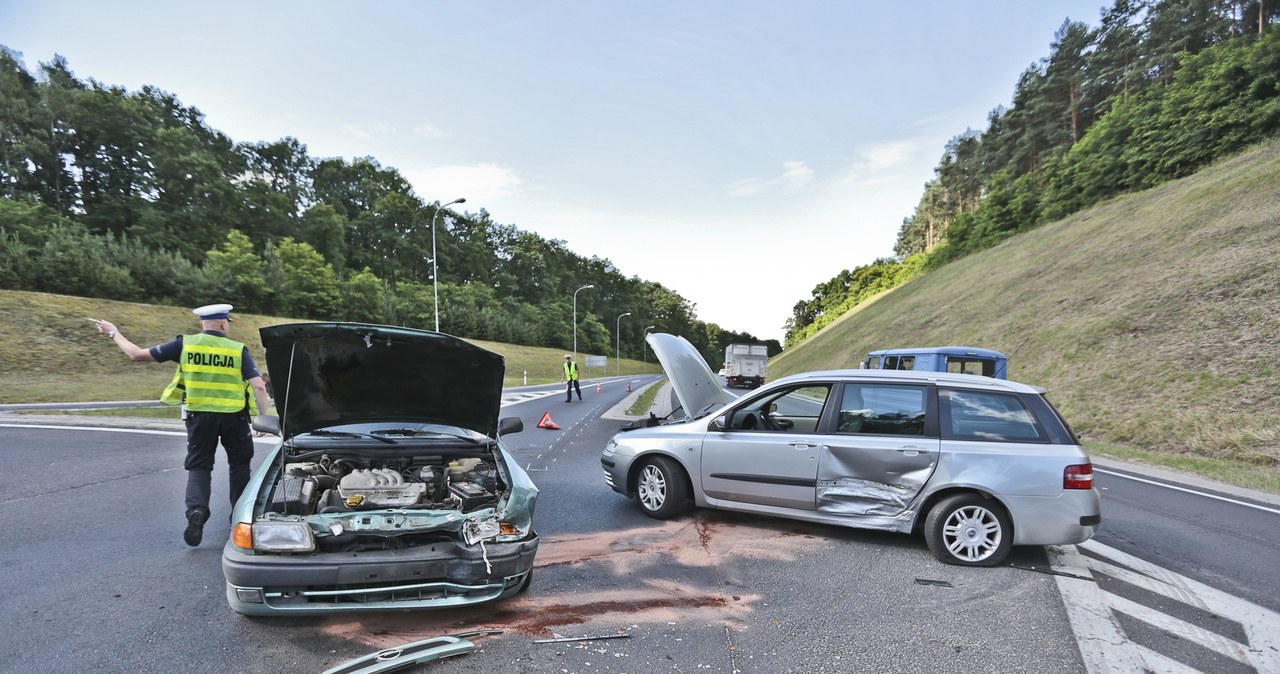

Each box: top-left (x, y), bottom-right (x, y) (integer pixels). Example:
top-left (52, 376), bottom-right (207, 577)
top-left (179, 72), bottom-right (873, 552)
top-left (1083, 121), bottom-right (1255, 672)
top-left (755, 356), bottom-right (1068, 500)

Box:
top-left (816, 382), bottom-right (940, 517)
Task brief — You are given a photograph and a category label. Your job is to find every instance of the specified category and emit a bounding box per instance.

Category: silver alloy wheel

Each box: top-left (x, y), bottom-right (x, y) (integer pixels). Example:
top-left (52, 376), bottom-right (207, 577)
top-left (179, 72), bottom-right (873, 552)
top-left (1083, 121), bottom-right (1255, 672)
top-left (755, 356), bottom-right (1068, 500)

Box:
top-left (637, 463), bottom-right (668, 512)
top-left (941, 504), bottom-right (1003, 563)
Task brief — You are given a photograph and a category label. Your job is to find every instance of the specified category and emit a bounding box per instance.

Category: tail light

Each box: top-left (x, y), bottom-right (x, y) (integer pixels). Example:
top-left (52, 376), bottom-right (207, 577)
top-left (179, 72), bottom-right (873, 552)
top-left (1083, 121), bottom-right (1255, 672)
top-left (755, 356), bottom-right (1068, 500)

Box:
top-left (1064, 463), bottom-right (1094, 490)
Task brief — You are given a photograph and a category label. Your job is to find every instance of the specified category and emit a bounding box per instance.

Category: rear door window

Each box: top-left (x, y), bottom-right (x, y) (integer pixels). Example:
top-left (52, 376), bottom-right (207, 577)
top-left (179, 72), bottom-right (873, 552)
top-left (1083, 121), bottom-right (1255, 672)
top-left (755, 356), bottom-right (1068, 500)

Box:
top-left (835, 383), bottom-right (928, 436)
top-left (940, 388), bottom-right (1046, 442)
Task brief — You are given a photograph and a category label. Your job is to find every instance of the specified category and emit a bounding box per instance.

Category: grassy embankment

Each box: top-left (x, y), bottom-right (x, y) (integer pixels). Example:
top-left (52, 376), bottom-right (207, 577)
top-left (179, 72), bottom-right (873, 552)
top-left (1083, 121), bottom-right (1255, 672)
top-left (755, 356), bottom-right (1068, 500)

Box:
top-left (0, 292), bottom-right (660, 406)
top-left (771, 141), bottom-right (1280, 494)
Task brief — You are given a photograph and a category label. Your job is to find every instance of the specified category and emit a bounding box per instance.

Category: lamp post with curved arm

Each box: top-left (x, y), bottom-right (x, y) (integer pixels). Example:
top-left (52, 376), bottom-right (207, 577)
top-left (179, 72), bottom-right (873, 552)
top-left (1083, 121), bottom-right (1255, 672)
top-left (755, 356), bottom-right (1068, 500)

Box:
top-left (573, 284), bottom-right (594, 359)
top-left (642, 325), bottom-right (655, 372)
top-left (615, 312), bottom-right (632, 376)
top-left (432, 197), bottom-right (466, 332)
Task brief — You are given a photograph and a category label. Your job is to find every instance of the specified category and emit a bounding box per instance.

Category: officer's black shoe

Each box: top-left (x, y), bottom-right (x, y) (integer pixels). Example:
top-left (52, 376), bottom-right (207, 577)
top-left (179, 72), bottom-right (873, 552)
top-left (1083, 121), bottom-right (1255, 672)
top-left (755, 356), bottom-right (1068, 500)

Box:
top-left (184, 508), bottom-right (209, 547)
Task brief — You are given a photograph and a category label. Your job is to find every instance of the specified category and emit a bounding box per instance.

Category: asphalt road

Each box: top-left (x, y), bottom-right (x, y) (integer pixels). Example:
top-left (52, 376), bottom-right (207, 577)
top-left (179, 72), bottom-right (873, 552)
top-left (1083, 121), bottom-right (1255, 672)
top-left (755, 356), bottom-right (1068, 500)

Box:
top-left (2, 379), bottom-right (1276, 673)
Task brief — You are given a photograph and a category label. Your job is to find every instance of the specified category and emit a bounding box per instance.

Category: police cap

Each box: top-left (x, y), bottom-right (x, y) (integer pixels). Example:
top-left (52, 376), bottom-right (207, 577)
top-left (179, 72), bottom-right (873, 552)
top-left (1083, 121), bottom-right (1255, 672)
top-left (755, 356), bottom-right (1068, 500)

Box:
top-left (193, 303), bottom-right (233, 321)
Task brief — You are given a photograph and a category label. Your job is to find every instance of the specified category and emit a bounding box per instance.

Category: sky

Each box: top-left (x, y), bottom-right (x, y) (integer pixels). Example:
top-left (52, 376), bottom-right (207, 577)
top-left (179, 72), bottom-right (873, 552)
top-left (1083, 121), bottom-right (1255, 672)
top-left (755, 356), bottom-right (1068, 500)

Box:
top-left (1, 1), bottom-right (1109, 343)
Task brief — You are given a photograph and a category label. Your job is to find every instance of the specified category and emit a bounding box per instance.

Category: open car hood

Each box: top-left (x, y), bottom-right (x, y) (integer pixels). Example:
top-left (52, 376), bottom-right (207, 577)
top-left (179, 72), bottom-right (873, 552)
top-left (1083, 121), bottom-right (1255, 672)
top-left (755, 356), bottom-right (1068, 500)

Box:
top-left (647, 333), bottom-right (734, 419)
top-left (260, 323), bottom-right (505, 440)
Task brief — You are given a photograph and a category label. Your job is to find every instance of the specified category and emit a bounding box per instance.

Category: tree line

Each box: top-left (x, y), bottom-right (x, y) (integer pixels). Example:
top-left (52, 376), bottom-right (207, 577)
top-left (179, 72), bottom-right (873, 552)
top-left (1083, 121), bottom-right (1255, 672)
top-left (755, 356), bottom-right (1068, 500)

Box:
top-left (0, 48), bottom-right (781, 365)
top-left (786, 0), bottom-right (1280, 345)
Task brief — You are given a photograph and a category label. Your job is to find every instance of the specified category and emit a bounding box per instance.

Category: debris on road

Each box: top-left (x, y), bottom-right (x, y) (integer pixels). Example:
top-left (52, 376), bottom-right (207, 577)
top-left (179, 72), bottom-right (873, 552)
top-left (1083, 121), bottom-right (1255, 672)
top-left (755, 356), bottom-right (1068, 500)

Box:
top-left (533, 632), bottom-right (631, 644)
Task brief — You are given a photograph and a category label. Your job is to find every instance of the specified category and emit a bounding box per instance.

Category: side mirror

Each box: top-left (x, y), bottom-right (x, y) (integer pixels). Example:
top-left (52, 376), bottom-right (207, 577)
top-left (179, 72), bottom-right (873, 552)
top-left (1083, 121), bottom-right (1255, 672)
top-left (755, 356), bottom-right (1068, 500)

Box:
top-left (709, 415), bottom-right (727, 432)
top-left (498, 416), bottom-right (524, 437)
top-left (252, 414), bottom-right (281, 436)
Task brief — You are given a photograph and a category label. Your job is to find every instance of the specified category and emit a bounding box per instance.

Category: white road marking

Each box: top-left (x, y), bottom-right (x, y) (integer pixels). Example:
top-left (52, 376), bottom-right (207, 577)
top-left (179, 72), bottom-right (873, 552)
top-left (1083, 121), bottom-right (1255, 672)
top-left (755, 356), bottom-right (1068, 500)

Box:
top-left (1050, 540), bottom-right (1280, 673)
top-left (1095, 468), bottom-right (1280, 515)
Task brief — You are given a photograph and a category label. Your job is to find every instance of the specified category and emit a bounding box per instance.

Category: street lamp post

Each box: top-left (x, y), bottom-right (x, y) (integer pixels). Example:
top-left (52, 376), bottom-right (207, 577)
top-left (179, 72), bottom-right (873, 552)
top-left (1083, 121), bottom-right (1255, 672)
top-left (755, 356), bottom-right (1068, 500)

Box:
top-left (432, 197), bottom-right (466, 332)
top-left (615, 312), bottom-right (631, 376)
top-left (572, 284), bottom-right (594, 359)
top-left (642, 325), bottom-right (655, 372)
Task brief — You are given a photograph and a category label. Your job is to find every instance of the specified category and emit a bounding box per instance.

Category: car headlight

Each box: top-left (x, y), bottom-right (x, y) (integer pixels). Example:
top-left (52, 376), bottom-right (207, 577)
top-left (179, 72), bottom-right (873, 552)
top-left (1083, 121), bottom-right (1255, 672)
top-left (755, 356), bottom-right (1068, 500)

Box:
top-left (604, 439), bottom-right (617, 454)
top-left (252, 521), bottom-right (316, 553)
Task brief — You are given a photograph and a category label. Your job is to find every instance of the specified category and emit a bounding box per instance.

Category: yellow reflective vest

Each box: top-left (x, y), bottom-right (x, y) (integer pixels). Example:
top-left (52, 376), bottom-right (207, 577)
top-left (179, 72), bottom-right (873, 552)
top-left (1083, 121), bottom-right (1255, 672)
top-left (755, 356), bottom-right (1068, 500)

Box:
top-left (161, 366), bottom-right (257, 414)
top-left (563, 361), bottom-right (579, 381)
top-left (179, 333), bottom-right (250, 413)
top-left (160, 367), bottom-right (185, 405)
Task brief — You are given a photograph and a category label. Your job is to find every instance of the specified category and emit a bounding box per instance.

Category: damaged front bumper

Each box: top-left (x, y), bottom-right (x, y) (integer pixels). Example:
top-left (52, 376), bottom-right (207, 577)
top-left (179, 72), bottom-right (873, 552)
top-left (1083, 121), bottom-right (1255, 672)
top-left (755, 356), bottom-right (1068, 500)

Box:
top-left (222, 533), bottom-right (537, 616)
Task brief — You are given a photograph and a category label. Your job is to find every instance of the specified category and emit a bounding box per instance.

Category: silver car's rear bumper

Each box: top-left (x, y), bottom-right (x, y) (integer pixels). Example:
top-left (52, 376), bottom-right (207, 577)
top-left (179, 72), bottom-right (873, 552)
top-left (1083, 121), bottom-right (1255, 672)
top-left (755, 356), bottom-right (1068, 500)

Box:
top-left (1005, 490), bottom-right (1101, 545)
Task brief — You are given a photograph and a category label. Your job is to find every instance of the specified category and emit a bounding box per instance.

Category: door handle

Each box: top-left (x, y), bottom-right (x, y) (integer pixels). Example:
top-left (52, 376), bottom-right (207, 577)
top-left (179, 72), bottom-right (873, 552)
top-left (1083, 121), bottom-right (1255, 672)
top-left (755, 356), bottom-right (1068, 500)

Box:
top-left (789, 442), bottom-right (822, 450)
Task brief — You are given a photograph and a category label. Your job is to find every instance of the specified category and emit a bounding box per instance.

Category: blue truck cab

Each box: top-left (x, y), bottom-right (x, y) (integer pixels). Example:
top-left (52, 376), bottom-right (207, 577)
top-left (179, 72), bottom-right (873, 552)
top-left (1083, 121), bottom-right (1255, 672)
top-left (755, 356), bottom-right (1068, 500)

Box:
top-left (863, 346), bottom-right (1008, 379)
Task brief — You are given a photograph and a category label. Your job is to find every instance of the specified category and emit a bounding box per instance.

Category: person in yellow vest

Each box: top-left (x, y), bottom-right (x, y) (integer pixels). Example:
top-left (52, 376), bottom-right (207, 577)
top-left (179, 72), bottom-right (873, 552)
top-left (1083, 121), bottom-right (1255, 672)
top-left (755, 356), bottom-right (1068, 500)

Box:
top-left (562, 353), bottom-right (583, 402)
top-left (91, 303), bottom-right (271, 547)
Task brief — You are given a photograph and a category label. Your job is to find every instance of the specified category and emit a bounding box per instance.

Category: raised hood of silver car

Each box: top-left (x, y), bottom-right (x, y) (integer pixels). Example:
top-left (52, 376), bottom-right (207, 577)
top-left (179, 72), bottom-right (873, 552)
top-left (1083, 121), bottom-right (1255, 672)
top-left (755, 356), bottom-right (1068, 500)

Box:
top-left (260, 323), bottom-right (505, 439)
top-left (647, 332), bottom-right (734, 419)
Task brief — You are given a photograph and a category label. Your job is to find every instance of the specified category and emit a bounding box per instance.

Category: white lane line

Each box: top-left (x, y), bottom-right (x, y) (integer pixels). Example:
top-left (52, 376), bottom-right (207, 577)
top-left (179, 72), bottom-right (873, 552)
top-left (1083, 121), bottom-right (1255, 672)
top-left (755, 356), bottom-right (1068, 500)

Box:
top-left (1104, 593), bottom-right (1252, 664)
top-left (1095, 468), bottom-right (1280, 515)
top-left (1050, 540), bottom-right (1280, 674)
top-left (0, 423), bottom-right (184, 437)
top-left (1048, 544), bottom-right (1149, 673)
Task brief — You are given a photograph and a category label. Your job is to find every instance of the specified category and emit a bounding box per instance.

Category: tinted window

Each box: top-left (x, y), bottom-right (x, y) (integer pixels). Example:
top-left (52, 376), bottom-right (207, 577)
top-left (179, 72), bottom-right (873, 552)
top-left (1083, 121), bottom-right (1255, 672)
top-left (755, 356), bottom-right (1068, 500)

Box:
top-left (866, 356), bottom-right (882, 369)
top-left (836, 383), bottom-right (927, 436)
top-left (882, 356), bottom-right (916, 371)
top-left (941, 389), bottom-right (1045, 442)
top-left (945, 357), bottom-right (995, 377)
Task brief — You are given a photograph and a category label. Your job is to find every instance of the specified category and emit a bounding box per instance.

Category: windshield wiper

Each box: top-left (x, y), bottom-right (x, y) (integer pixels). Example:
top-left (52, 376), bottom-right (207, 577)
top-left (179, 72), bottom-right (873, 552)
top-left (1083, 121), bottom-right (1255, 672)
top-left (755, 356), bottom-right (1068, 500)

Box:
top-left (371, 428), bottom-right (485, 444)
top-left (306, 429), bottom-right (397, 444)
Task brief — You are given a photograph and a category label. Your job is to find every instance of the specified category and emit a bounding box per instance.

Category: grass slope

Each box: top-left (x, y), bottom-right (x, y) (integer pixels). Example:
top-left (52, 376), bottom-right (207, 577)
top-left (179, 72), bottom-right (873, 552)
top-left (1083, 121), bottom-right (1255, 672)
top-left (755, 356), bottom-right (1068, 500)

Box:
top-left (772, 140), bottom-right (1280, 489)
top-left (0, 293), bottom-right (657, 403)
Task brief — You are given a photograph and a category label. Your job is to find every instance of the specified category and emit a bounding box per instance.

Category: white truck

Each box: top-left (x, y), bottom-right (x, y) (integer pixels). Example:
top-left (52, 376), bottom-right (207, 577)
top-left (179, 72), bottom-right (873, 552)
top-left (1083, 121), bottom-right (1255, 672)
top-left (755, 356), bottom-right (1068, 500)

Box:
top-left (723, 344), bottom-right (768, 389)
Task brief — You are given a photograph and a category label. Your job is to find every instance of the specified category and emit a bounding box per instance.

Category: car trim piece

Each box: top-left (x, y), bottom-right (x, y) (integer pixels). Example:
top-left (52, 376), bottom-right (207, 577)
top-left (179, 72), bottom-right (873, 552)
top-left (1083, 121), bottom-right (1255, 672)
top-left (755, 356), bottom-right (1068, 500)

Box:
top-left (321, 632), bottom-right (498, 674)
top-left (708, 473), bottom-right (816, 488)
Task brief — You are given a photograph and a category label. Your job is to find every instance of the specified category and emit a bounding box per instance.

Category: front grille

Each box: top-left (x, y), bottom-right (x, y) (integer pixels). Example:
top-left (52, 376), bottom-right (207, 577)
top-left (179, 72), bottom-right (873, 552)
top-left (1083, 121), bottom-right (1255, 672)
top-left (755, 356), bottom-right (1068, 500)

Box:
top-left (314, 530), bottom-right (456, 553)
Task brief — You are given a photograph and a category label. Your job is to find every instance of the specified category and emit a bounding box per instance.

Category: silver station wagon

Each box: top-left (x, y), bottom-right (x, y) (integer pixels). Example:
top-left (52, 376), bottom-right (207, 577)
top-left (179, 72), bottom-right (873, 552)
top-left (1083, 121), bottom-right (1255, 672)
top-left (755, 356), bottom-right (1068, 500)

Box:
top-left (601, 333), bottom-right (1100, 566)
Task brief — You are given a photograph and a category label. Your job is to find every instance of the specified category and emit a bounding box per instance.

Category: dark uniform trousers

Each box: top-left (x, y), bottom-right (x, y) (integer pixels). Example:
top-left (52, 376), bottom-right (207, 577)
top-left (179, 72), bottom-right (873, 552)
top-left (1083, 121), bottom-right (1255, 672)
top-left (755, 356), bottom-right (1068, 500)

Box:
top-left (183, 410), bottom-right (255, 516)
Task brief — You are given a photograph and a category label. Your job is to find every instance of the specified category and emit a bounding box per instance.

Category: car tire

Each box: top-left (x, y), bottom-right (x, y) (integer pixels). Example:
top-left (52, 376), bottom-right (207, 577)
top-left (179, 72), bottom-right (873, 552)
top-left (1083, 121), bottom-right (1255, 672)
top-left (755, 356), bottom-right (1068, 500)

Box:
top-left (924, 493), bottom-right (1012, 567)
top-left (634, 456), bottom-right (690, 520)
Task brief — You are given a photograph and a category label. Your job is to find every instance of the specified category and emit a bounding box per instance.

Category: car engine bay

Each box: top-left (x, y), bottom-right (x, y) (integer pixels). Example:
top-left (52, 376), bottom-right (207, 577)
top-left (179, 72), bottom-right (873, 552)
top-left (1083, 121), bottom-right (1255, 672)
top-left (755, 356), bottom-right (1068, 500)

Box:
top-left (267, 453), bottom-right (505, 517)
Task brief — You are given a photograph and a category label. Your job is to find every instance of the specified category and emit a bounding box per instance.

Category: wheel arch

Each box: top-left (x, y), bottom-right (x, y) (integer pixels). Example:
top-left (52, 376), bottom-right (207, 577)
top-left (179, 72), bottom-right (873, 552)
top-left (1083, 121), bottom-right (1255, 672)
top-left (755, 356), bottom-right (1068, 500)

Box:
top-left (912, 486), bottom-right (1013, 538)
top-left (626, 451), bottom-right (695, 501)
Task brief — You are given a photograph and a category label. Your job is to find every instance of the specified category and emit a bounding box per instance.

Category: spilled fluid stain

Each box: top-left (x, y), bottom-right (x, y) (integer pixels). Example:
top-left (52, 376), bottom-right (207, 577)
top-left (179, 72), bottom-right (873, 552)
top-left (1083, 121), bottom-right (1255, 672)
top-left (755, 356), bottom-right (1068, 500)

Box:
top-left (322, 513), bottom-right (822, 646)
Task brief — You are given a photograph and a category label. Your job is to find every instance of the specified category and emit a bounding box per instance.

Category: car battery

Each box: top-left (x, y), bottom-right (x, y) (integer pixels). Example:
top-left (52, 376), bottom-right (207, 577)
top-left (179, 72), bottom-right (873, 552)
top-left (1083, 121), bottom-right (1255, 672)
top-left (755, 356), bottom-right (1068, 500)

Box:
top-left (449, 480), bottom-right (492, 511)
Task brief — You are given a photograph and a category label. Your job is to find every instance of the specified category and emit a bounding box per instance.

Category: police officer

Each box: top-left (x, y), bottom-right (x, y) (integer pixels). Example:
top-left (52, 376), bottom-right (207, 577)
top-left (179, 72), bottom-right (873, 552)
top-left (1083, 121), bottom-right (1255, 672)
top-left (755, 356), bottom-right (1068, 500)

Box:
top-left (562, 353), bottom-right (583, 402)
top-left (91, 304), bottom-right (271, 547)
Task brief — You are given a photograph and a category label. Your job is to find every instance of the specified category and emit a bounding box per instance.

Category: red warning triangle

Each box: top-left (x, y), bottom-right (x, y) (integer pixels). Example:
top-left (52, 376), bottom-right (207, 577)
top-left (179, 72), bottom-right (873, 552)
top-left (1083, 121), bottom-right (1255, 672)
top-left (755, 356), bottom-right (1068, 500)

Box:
top-left (537, 411), bottom-right (560, 430)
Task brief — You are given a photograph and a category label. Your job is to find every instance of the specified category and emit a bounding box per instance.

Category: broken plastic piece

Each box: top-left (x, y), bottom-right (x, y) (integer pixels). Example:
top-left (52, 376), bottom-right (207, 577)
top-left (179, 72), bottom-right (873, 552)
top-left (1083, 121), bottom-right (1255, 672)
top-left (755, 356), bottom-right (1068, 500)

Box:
top-left (463, 519), bottom-right (501, 545)
top-left (533, 633), bottom-right (631, 644)
top-left (914, 578), bottom-right (954, 587)
top-left (1007, 564), bottom-right (1092, 581)
top-left (321, 634), bottom-right (480, 673)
